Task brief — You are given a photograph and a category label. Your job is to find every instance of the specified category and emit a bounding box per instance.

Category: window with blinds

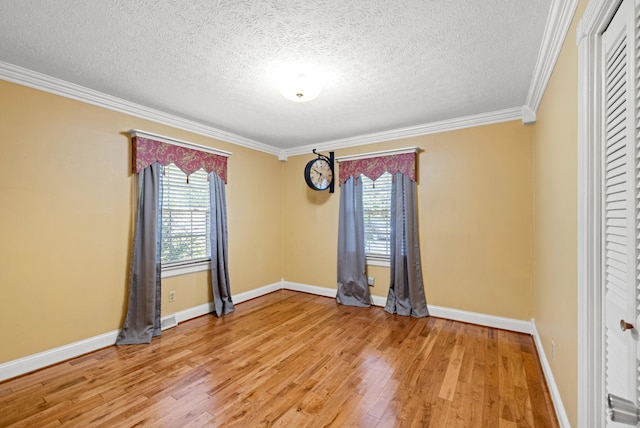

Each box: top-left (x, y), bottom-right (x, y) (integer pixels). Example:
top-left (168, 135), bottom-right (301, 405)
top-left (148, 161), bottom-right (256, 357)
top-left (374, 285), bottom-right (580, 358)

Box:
top-left (361, 172), bottom-right (392, 260)
top-left (161, 164), bottom-right (210, 265)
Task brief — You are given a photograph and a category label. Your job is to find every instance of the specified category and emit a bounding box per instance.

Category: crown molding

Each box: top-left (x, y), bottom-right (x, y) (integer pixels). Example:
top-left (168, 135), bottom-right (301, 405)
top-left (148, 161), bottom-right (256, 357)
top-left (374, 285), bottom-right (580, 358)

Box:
top-left (284, 106), bottom-right (523, 157)
top-left (3, 58), bottom-right (548, 160)
top-left (525, 0), bottom-right (579, 113)
top-left (0, 61), bottom-right (281, 157)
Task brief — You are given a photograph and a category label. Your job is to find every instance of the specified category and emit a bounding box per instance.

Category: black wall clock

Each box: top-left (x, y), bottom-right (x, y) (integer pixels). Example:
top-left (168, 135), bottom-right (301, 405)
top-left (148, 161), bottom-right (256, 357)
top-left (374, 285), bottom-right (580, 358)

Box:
top-left (304, 150), bottom-right (334, 193)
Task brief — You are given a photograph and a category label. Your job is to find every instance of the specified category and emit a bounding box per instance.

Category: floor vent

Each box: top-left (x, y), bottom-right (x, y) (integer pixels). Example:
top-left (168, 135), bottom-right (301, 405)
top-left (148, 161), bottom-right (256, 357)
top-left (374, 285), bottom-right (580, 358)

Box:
top-left (161, 314), bottom-right (178, 331)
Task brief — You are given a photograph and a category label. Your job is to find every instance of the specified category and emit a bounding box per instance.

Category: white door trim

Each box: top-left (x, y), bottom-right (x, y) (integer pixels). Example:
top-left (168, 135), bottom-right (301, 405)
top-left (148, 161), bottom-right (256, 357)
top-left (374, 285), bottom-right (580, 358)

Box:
top-left (577, 0), bottom-right (625, 426)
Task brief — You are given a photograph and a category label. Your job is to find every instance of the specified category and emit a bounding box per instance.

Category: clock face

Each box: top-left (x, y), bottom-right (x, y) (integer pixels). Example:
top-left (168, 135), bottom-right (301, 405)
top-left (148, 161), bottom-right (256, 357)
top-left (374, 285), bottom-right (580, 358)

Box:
top-left (305, 158), bottom-right (333, 191)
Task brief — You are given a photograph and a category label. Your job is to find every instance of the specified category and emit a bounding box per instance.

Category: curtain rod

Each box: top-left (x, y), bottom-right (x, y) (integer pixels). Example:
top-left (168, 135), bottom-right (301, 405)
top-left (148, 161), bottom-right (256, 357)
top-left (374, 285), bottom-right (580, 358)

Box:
top-left (335, 146), bottom-right (420, 162)
top-left (127, 129), bottom-right (232, 157)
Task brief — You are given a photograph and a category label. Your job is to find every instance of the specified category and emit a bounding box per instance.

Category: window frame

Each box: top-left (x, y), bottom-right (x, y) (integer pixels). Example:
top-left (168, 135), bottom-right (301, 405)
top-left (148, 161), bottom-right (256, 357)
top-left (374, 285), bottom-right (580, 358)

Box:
top-left (161, 259), bottom-right (211, 278)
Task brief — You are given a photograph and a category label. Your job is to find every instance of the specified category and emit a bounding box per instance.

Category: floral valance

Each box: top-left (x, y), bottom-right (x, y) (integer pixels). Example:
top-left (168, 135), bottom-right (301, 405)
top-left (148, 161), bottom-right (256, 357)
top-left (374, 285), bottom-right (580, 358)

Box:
top-left (339, 152), bottom-right (416, 184)
top-left (132, 136), bottom-right (228, 183)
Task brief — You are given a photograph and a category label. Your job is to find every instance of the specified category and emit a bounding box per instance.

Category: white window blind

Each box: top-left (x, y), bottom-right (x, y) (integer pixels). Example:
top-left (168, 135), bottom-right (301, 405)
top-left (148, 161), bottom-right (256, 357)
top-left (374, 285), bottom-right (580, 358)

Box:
top-left (161, 164), bottom-right (210, 265)
top-left (361, 172), bottom-right (392, 259)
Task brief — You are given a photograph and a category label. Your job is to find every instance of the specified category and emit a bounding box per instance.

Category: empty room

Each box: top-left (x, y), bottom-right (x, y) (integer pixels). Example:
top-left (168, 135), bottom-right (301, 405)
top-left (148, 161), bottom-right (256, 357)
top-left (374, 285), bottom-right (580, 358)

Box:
top-left (0, 0), bottom-right (635, 426)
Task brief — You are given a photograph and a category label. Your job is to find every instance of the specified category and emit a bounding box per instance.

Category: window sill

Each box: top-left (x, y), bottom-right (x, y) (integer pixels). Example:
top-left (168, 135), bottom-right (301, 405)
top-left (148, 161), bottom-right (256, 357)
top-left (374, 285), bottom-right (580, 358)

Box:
top-left (161, 260), bottom-right (211, 278)
top-left (366, 257), bottom-right (390, 267)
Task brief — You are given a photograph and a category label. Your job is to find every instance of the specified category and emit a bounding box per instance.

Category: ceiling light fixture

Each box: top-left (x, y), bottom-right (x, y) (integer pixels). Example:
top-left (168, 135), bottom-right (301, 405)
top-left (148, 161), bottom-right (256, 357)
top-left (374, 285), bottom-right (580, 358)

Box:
top-left (279, 72), bottom-right (322, 102)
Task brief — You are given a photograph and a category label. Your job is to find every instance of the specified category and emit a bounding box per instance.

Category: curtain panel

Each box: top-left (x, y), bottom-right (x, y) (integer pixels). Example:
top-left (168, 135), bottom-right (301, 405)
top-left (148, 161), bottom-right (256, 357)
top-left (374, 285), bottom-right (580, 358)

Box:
top-left (384, 172), bottom-right (429, 318)
top-left (209, 172), bottom-right (235, 316)
top-left (336, 176), bottom-right (373, 307)
top-left (116, 162), bottom-right (163, 345)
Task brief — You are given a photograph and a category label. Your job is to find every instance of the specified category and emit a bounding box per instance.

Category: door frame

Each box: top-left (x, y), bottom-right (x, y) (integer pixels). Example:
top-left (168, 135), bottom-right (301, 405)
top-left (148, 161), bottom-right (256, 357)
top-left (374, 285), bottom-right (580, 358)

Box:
top-left (577, 0), bottom-right (627, 426)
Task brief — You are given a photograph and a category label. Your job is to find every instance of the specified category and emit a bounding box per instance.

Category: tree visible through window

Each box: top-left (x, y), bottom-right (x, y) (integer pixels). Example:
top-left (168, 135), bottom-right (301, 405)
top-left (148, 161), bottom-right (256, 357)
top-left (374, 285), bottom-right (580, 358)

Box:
top-left (361, 172), bottom-right (392, 260)
top-left (161, 164), bottom-right (210, 265)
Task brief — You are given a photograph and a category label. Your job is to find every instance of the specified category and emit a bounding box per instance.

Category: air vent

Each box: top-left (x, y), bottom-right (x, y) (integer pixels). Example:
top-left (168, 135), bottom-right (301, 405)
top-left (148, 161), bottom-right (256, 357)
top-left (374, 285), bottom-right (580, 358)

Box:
top-left (161, 314), bottom-right (177, 331)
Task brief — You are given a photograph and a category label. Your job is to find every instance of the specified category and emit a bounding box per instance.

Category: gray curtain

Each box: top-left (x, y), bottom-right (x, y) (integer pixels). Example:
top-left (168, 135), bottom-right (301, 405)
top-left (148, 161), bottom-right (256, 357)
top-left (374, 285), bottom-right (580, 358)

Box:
top-left (337, 176), bottom-right (372, 307)
top-left (384, 172), bottom-right (429, 317)
top-left (116, 162), bottom-right (162, 345)
top-left (209, 172), bottom-right (234, 317)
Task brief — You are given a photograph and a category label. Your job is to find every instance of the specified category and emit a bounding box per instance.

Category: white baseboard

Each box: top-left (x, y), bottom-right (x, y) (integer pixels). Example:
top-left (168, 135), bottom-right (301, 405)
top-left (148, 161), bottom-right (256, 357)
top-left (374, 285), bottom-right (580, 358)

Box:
top-left (173, 302), bottom-right (214, 324)
top-left (0, 330), bottom-right (120, 382)
top-left (283, 281), bottom-right (532, 334)
top-left (161, 282), bottom-right (286, 325)
top-left (426, 304), bottom-right (532, 334)
top-left (0, 282), bottom-right (284, 382)
top-left (371, 294), bottom-right (387, 307)
top-left (282, 281), bottom-right (336, 298)
top-left (234, 281), bottom-right (283, 304)
top-left (531, 319), bottom-right (570, 427)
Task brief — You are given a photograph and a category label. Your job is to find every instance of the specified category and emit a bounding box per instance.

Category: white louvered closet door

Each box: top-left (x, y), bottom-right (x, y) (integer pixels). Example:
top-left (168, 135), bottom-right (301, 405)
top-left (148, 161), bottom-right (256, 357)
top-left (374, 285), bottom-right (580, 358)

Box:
top-left (602, 0), bottom-right (640, 425)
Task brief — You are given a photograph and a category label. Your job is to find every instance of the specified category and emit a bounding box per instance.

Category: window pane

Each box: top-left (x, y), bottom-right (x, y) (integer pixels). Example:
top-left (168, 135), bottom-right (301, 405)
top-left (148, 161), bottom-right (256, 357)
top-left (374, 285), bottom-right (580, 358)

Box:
top-left (361, 172), bottom-right (392, 258)
top-left (161, 164), bottom-right (210, 264)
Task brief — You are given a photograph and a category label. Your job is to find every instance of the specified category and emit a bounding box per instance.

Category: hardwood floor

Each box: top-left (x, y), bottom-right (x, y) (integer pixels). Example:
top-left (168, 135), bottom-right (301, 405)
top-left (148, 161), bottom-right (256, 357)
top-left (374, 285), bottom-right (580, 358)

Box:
top-left (0, 290), bottom-right (558, 427)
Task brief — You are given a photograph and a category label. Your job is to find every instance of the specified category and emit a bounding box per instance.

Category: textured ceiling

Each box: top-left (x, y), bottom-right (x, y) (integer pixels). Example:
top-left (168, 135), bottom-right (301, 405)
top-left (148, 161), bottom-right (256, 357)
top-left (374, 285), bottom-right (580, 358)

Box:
top-left (0, 0), bottom-right (552, 150)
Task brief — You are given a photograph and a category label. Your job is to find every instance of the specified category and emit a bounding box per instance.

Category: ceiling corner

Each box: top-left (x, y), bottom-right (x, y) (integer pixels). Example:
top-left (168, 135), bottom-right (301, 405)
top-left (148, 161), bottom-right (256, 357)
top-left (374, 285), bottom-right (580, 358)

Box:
top-left (522, 105), bottom-right (537, 125)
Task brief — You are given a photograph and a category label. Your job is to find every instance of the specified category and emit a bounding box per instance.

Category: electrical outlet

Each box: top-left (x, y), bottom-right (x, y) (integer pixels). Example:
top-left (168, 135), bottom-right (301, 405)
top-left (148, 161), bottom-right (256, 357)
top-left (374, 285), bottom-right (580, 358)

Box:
top-left (551, 340), bottom-right (556, 360)
top-left (367, 277), bottom-right (375, 286)
top-left (169, 291), bottom-right (176, 302)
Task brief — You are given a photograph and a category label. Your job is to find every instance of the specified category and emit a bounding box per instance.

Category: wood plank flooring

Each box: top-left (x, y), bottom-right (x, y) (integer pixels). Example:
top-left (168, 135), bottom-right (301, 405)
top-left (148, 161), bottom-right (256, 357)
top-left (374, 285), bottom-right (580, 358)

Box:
top-left (0, 290), bottom-right (558, 427)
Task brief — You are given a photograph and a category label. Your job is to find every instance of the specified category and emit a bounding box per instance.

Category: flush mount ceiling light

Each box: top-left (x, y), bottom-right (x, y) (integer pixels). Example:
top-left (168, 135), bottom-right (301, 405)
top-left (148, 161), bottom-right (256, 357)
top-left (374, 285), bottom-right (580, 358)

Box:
top-left (279, 72), bottom-right (322, 102)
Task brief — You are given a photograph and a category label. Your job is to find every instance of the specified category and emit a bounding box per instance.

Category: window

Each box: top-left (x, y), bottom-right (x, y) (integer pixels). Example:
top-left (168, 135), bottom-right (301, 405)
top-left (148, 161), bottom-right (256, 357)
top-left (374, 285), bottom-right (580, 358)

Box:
top-left (361, 172), bottom-right (392, 263)
top-left (161, 164), bottom-right (210, 268)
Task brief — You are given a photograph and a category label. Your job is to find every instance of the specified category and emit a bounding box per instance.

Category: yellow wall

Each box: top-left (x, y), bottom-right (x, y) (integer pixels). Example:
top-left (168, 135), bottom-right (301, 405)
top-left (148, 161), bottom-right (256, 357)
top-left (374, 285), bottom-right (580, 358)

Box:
top-left (284, 121), bottom-right (534, 320)
top-left (0, 80), bottom-right (283, 363)
top-left (531, 1), bottom-right (587, 425)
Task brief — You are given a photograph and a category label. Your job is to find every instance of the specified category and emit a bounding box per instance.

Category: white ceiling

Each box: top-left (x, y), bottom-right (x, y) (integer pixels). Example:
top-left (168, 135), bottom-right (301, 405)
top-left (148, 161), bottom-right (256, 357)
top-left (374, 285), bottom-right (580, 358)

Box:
top-left (0, 0), bottom-right (552, 151)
